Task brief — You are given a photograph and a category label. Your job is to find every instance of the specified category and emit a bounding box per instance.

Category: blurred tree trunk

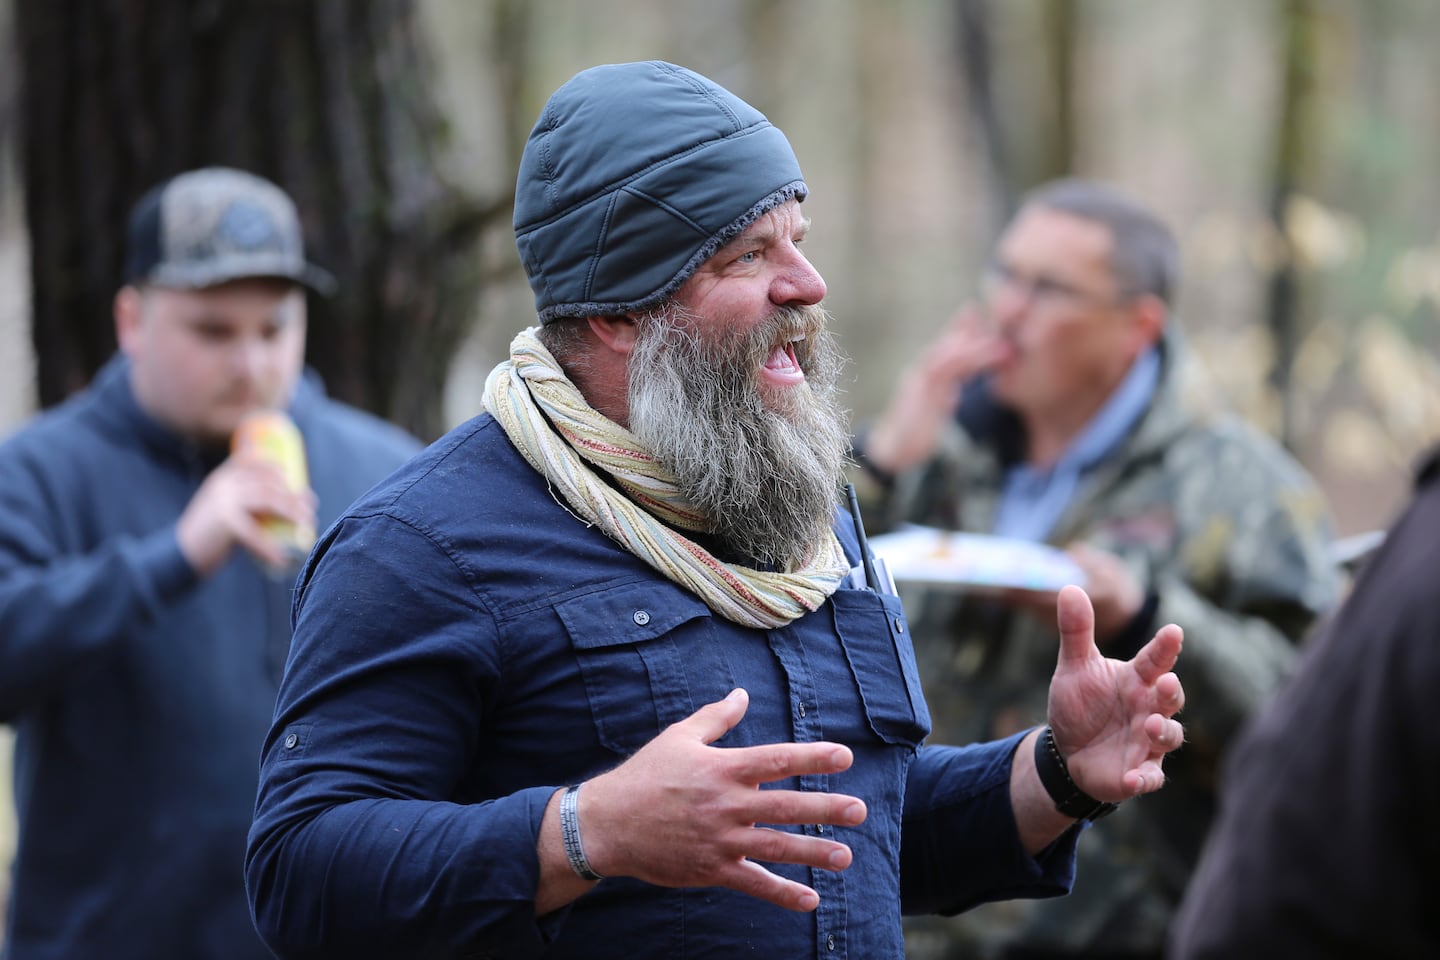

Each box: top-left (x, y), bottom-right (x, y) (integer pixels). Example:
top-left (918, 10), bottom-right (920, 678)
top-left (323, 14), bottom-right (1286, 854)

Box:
top-left (955, 0), bottom-right (1014, 234)
top-left (489, 0), bottom-right (534, 166)
top-left (954, 0), bottom-right (1077, 228)
top-left (1266, 0), bottom-right (1319, 450)
top-left (15, 0), bottom-right (512, 440)
top-left (1036, 0), bottom-right (1077, 185)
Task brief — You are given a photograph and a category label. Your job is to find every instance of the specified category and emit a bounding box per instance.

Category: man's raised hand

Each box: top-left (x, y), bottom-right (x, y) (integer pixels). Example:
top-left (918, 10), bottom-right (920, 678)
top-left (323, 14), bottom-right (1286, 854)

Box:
top-left (1046, 585), bottom-right (1185, 803)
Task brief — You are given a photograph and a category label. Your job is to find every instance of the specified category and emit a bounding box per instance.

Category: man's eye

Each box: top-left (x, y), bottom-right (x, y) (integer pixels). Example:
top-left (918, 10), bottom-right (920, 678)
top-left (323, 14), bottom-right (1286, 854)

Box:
top-left (1034, 276), bottom-right (1086, 301)
top-left (1033, 277), bottom-right (1066, 298)
top-left (734, 251), bottom-right (758, 265)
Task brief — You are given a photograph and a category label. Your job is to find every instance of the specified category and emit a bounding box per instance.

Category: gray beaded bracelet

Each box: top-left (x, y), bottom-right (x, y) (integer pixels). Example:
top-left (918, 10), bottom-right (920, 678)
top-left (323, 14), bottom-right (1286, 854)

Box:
top-left (560, 783), bottom-right (604, 882)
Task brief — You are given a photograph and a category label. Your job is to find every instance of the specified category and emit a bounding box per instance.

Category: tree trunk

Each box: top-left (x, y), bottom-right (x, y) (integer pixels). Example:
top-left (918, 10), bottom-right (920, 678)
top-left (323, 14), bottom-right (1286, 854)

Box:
top-left (15, 0), bottom-right (511, 440)
top-left (488, 0), bottom-right (534, 166)
top-left (955, 0), bottom-right (1077, 219)
top-left (1038, 0), bottom-right (1077, 186)
top-left (1266, 0), bottom-right (1319, 451)
top-left (954, 0), bottom-right (1014, 235)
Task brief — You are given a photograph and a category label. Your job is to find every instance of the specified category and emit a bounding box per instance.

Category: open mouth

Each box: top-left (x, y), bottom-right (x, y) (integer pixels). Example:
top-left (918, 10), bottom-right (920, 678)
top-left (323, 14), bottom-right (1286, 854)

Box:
top-left (760, 333), bottom-right (807, 386)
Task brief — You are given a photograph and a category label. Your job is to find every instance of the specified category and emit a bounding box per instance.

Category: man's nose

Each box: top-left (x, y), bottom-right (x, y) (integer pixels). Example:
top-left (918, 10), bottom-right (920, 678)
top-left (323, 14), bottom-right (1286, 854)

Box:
top-left (987, 282), bottom-right (1029, 331)
top-left (232, 339), bottom-right (268, 379)
top-left (770, 248), bottom-right (827, 307)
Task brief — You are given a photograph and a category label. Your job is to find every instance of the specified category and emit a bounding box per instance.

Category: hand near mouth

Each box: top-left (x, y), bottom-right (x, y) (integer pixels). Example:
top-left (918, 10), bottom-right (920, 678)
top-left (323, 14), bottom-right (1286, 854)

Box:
top-left (862, 305), bottom-right (1007, 474)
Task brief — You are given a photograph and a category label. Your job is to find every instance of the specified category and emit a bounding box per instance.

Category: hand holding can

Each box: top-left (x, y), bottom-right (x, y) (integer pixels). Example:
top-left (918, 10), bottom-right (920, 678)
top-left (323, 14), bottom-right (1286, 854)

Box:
top-left (231, 410), bottom-right (317, 572)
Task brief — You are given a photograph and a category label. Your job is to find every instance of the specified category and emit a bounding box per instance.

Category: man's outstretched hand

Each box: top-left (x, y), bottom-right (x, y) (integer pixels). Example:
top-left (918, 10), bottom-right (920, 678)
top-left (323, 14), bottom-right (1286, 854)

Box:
top-left (1047, 584), bottom-right (1185, 803)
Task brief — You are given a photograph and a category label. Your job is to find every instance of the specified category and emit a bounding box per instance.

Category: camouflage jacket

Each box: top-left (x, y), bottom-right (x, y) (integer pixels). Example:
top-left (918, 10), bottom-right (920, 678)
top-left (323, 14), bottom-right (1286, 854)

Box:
top-left (857, 331), bottom-right (1341, 956)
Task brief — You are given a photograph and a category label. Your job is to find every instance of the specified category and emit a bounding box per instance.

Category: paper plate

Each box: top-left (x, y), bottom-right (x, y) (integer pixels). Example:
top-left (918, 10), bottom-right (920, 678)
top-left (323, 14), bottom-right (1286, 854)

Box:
top-left (867, 524), bottom-right (1084, 593)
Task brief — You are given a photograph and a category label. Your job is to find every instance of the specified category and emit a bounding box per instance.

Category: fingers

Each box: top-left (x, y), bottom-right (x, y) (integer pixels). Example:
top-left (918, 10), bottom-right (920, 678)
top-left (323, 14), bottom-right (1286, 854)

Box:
top-left (1121, 758), bottom-right (1168, 796)
top-left (947, 304), bottom-right (1001, 345)
top-left (717, 741), bottom-right (865, 824)
top-left (680, 688), bottom-right (751, 746)
top-left (712, 828), bottom-right (858, 912)
top-left (731, 788), bottom-right (868, 834)
top-left (946, 303), bottom-right (983, 335)
top-left (1116, 714), bottom-right (1185, 798)
top-left (725, 740), bottom-right (854, 784)
top-left (1155, 671), bottom-right (1185, 716)
top-left (933, 309), bottom-right (1006, 378)
top-left (720, 858), bottom-right (824, 913)
top-left (217, 461), bottom-right (316, 562)
top-left (1131, 623), bottom-right (1184, 684)
top-left (231, 512), bottom-right (293, 571)
top-left (1054, 584), bottom-right (1098, 665)
top-left (178, 455), bottom-right (318, 576)
top-left (677, 695), bottom-right (862, 792)
top-left (726, 826), bottom-right (855, 872)
top-left (1144, 713), bottom-right (1185, 753)
top-left (231, 456), bottom-right (317, 526)
top-left (601, 691), bottom-right (869, 914)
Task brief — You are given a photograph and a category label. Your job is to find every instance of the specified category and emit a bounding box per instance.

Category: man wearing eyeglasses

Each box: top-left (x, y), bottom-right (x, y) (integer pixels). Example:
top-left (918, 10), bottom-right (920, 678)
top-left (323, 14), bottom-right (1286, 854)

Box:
top-left (851, 178), bottom-right (1340, 960)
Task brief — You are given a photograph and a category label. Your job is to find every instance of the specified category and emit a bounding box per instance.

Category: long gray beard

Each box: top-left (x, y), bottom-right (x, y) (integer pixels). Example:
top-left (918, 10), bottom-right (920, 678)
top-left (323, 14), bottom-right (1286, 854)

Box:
top-left (627, 303), bottom-right (851, 570)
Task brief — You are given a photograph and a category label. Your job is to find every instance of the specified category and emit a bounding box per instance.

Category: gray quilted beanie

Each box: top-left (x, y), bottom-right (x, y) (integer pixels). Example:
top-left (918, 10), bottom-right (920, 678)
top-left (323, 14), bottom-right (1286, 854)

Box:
top-left (513, 61), bottom-right (807, 322)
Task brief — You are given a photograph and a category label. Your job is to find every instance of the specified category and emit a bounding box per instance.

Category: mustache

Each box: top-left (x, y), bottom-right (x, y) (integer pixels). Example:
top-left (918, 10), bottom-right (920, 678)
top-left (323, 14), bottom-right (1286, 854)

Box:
top-left (628, 300), bottom-right (835, 403)
top-left (725, 303), bottom-right (830, 372)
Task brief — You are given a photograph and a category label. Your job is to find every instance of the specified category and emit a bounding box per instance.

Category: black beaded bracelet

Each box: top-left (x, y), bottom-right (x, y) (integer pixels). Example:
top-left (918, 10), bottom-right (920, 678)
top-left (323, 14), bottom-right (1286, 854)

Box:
top-left (559, 783), bottom-right (604, 882)
top-left (1033, 726), bottom-right (1119, 821)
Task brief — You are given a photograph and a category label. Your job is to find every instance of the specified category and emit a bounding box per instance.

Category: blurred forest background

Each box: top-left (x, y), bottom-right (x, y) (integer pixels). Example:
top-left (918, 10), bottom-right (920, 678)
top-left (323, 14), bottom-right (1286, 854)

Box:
top-left (1, 0), bottom-right (1439, 934)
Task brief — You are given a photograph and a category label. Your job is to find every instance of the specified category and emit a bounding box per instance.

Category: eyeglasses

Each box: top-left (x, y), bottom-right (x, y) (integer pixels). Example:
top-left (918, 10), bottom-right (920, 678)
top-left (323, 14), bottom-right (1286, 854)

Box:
top-left (980, 260), bottom-right (1130, 311)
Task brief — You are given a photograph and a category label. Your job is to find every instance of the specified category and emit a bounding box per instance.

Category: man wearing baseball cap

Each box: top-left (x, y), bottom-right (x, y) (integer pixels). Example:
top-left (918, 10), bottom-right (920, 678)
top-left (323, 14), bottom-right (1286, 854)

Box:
top-left (246, 63), bottom-right (1187, 959)
top-left (0, 167), bottom-right (421, 959)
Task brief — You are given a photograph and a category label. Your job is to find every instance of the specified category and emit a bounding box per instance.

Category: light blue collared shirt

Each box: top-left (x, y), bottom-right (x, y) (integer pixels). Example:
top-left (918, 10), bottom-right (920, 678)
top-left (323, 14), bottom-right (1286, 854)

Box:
top-left (992, 346), bottom-right (1161, 542)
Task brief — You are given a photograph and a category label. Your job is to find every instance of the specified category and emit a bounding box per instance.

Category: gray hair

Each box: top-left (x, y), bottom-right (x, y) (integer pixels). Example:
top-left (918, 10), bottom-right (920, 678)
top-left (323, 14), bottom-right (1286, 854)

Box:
top-left (1022, 178), bottom-right (1180, 306)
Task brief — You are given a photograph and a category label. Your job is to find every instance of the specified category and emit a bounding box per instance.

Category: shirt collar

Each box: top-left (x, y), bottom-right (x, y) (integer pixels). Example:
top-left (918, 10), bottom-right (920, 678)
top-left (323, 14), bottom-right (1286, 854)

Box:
top-left (1054, 345), bottom-right (1162, 473)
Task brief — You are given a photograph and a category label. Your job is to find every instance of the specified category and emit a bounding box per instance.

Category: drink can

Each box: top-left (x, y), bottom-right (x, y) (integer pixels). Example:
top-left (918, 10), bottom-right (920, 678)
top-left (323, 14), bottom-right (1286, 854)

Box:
top-left (231, 410), bottom-right (317, 570)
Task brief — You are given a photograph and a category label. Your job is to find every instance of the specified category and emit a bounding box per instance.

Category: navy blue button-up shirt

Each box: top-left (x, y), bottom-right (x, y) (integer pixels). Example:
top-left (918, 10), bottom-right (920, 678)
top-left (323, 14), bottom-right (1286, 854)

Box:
top-left (247, 415), bottom-right (1077, 959)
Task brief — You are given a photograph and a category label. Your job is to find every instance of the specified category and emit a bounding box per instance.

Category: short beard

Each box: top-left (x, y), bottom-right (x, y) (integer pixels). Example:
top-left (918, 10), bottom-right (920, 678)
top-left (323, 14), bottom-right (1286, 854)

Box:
top-left (626, 301), bottom-right (851, 570)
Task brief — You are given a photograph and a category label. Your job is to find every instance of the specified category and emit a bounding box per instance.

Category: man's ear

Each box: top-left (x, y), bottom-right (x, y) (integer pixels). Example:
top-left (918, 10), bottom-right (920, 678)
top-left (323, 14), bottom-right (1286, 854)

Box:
top-left (569, 315), bottom-right (638, 427)
top-left (585, 315), bottom-right (640, 355)
top-left (114, 286), bottom-right (143, 357)
top-left (1126, 294), bottom-right (1166, 355)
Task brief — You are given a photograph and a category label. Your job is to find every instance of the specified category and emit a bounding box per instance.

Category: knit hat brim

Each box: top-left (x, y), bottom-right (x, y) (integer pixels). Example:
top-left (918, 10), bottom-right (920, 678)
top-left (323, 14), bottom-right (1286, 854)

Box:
top-left (513, 61), bottom-right (808, 323)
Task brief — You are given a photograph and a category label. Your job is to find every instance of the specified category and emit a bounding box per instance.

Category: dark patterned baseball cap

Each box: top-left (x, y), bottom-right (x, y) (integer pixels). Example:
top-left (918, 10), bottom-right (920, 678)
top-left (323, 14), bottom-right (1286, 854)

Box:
top-left (124, 167), bottom-right (336, 295)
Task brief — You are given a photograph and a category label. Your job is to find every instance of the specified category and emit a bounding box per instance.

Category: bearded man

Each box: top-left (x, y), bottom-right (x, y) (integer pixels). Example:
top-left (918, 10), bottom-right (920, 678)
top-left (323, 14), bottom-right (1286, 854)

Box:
top-left (245, 61), bottom-right (1187, 960)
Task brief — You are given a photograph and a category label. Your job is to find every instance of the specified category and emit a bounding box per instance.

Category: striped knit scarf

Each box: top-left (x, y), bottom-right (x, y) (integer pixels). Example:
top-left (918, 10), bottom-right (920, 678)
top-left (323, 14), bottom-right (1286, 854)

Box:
top-left (483, 327), bottom-right (848, 628)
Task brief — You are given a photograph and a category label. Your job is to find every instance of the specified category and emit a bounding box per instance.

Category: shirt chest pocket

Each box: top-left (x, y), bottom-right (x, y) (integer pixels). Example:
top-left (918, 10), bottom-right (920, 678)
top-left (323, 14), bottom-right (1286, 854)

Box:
top-left (556, 583), bottom-right (732, 756)
top-left (830, 589), bottom-right (933, 749)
